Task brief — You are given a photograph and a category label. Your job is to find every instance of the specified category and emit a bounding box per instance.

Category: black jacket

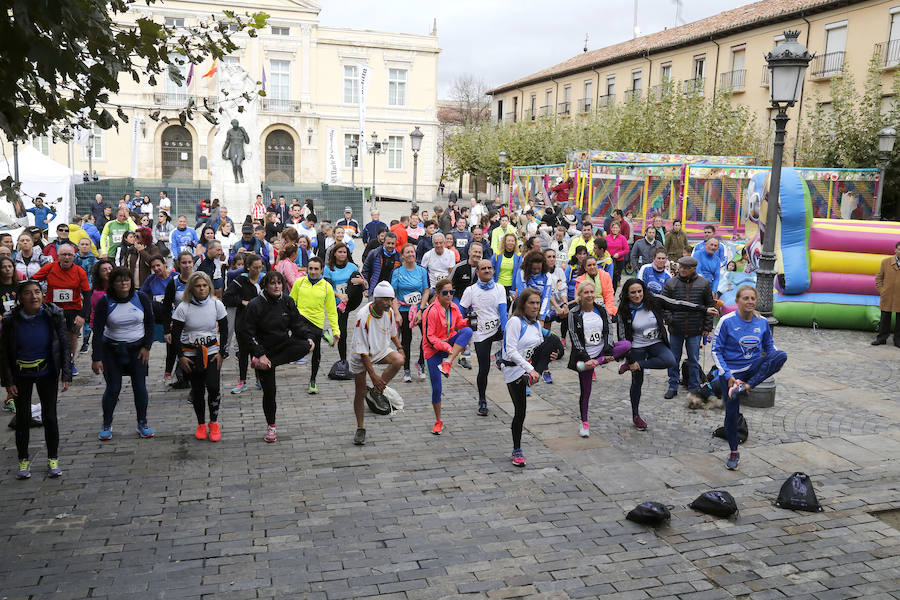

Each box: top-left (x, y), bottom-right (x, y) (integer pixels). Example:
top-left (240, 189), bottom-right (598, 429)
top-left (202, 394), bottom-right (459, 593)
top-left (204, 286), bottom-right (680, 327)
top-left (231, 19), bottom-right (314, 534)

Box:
top-left (0, 303), bottom-right (73, 386)
top-left (617, 292), bottom-right (709, 347)
top-left (197, 255), bottom-right (226, 286)
top-left (162, 274), bottom-right (190, 331)
top-left (566, 301), bottom-right (612, 371)
top-left (450, 261), bottom-right (475, 298)
top-left (222, 271), bottom-right (261, 333)
top-left (661, 273), bottom-right (715, 336)
top-left (241, 292), bottom-right (313, 358)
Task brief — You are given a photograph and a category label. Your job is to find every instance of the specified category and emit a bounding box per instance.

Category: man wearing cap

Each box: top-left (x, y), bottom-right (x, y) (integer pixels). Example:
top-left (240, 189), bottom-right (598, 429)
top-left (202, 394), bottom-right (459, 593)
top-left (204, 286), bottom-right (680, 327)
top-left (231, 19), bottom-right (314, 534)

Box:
top-left (337, 207), bottom-right (360, 239)
top-left (349, 281), bottom-right (404, 446)
top-left (362, 210), bottom-right (386, 245)
top-left (661, 256), bottom-right (716, 399)
top-left (229, 221), bottom-right (268, 265)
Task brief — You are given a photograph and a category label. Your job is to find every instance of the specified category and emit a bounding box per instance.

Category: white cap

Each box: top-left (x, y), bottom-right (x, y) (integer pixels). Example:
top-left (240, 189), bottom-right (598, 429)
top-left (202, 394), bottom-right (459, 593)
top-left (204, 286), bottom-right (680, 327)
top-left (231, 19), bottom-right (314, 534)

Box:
top-left (373, 281), bottom-right (395, 299)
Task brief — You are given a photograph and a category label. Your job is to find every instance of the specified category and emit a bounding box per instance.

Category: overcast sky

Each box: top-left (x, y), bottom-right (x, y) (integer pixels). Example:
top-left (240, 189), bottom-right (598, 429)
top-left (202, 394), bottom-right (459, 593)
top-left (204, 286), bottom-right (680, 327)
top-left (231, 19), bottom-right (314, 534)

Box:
top-left (319, 0), bottom-right (757, 98)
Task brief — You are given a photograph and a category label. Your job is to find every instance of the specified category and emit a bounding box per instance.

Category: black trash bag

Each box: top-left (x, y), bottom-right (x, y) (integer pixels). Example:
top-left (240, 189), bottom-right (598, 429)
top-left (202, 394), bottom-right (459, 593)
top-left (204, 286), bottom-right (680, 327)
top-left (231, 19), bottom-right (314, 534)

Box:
top-left (713, 413), bottom-right (748, 444)
top-left (365, 388), bottom-right (392, 415)
top-left (775, 472), bottom-right (824, 512)
top-left (689, 490), bottom-right (738, 518)
top-left (626, 501), bottom-right (671, 525)
top-left (328, 360), bottom-right (354, 381)
top-left (7, 414), bottom-right (43, 429)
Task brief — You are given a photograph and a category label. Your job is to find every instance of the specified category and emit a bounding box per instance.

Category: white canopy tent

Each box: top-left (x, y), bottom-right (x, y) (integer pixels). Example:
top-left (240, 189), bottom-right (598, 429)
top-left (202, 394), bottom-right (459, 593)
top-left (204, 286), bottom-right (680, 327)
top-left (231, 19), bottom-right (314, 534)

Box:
top-left (0, 145), bottom-right (76, 232)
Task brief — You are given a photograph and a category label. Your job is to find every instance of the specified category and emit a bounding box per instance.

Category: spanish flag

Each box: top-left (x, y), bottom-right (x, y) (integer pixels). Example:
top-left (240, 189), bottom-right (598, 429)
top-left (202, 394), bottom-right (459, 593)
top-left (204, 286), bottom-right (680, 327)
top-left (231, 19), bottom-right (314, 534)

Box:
top-left (202, 60), bottom-right (218, 79)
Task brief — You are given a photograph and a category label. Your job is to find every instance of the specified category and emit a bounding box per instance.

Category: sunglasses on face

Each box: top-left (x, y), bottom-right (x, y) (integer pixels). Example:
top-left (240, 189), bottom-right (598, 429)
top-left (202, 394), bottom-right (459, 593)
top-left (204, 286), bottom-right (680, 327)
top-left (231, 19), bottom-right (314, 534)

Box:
top-left (57, 228), bottom-right (68, 232)
top-left (439, 290), bottom-right (453, 296)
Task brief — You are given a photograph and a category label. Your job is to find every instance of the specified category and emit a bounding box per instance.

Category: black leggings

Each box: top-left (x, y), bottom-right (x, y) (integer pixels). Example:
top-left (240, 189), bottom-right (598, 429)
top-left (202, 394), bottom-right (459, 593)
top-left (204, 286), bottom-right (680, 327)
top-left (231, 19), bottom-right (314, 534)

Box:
top-left (187, 355), bottom-right (221, 424)
top-left (474, 330), bottom-right (502, 401)
top-left (337, 309), bottom-right (350, 362)
top-left (504, 334), bottom-right (564, 450)
top-left (612, 259), bottom-right (625, 290)
top-left (165, 341), bottom-right (177, 375)
top-left (237, 339), bottom-right (250, 382)
top-left (14, 374), bottom-right (60, 460)
top-left (399, 311), bottom-right (424, 370)
top-left (257, 338), bottom-right (311, 424)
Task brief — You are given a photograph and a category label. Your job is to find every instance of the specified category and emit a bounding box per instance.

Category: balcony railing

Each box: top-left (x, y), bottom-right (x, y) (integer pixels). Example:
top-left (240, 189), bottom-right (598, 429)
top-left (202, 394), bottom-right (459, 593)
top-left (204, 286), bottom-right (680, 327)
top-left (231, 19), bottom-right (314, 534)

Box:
top-left (153, 93), bottom-right (195, 108)
top-left (577, 98), bottom-right (592, 113)
top-left (649, 84), bottom-right (663, 101)
top-left (539, 105), bottom-right (551, 117)
top-left (260, 98), bottom-right (302, 112)
top-left (557, 101), bottom-right (571, 116)
top-left (719, 69), bottom-right (746, 92)
top-left (504, 111), bottom-right (516, 123)
top-left (524, 108), bottom-right (535, 121)
top-left (598, 94), bottom-right (614, 108)
top-left (761, 68), bottom-right (770, 87)
top-left (809, 51), bottom-right (845, 79)
top-left (623, 89), bottom-right (641, 103)
top-left (875, 40), bottom-right (900, 69)
top-left (681, 78), bottom-right (705, 95)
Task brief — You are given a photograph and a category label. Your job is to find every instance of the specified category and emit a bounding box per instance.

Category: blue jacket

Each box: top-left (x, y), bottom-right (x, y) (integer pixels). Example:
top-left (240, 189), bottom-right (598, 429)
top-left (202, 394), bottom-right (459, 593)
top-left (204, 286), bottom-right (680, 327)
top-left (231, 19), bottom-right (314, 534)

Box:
top-left (695, 249), bottom-right (722, 294)
top-left (490, 252), bottom-right (522, 284)
top-left (361, 247), bottom-right (401, 295)
top-left (170, 227), bottom-right (199, 255)
top-left (27, 205), bottom-right (56, 229)
top-left (82, 222), bottom-right (101, 246)
top-left (712, 312), bottom-right (776, 381)
top-left (638, 264), bottom-right (672, 295)
top-left (362, 220), bottom-right (387, 244)
top-left (74, 254), bottom-right (99, 287)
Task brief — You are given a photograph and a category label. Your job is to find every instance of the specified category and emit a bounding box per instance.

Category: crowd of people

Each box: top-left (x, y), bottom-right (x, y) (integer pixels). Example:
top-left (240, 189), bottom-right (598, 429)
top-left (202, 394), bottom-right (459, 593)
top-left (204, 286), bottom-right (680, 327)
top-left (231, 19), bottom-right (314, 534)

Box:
top-left (3, 188), bottom-right (793, 479)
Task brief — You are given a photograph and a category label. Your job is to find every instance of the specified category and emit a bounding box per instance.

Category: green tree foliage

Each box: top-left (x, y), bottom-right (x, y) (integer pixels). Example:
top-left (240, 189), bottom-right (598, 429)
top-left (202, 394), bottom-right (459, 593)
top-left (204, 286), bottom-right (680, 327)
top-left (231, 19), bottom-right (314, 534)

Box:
top-left (0, 0), bottom-right (269, 141)
top-left (445, 85), bottom-right (765, 186)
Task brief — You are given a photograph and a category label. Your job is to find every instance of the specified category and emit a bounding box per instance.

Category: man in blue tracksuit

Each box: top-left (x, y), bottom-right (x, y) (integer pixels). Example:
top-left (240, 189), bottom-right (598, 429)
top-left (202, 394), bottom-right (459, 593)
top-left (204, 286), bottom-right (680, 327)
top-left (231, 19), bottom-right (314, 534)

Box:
top-left (692, 225), bottom-right (726, 264)
top-left (27, 197), bottom-right (56, 233)
top-left (712, 284), bottom-right (787, 471)
top-left (637, 248), bottom-right (672, 294)
top-left (695, 237), bottom-right (722, 296)
top-left (169, 215), bottom-right (199, 255)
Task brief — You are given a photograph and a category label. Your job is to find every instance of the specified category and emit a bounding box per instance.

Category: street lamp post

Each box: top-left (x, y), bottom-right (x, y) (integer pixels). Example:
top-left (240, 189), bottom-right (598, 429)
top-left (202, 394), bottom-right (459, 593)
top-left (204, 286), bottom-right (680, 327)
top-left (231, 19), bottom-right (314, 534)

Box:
top-left (498, 150), bottom-right (508, 205)
top-left (349, 140), bottom-right (359, 188)
top-left (88, 132), bottom-right (95, 177)
top-left (409, 126), bottom-right (424, 205)
top-left (874, 126), bottom-right (896, 220)
top-left (368, 132), bottom-right (386, 209)
top-left (758, 30), bottom-right (813, 320)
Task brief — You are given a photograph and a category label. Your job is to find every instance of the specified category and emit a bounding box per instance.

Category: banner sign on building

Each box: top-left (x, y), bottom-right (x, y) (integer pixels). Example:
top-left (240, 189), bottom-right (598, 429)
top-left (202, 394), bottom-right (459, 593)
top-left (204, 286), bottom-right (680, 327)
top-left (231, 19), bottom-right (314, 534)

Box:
top-left (358, 63), bottom-right (371, 164)
top-left (130, 118), bottom-right (141, 178)
top-left (326, 128), bottom-right (342, 185)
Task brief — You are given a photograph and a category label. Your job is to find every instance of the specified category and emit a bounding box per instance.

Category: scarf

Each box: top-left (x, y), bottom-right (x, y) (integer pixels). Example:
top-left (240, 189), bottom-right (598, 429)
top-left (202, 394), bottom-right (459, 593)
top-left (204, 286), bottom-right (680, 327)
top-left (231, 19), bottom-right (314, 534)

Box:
top-left (629, 301), bottom-right (645, 322)
top-left (191, 296), bottom-right (211, 307)
top-left (476, 280), bottom-right (495, 291)
top-left (503, 250), bottom-right (514, 259)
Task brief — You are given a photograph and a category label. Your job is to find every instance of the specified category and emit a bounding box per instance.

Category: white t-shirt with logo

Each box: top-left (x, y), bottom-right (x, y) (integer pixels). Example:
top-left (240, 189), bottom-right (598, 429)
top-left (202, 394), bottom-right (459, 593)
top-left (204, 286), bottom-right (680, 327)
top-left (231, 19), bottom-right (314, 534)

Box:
top-left (172, 297), bottom-right (227, 356)
top-left (421, 249), bottom-right (456, 288)
top-left (581, 310), bottom-right (606, 359)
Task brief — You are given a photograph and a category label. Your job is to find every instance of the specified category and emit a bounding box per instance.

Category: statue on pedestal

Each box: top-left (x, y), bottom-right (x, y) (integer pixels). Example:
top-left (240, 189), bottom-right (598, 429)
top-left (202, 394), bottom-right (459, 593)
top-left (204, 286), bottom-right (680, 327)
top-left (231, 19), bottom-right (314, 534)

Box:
top-left (221, 119), bottom-right (250, 183)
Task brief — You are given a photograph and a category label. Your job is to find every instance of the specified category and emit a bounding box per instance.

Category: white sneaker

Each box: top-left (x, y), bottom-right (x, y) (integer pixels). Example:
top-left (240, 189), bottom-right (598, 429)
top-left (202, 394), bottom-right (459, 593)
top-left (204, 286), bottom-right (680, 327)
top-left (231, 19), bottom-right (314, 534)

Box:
top-left (579, 421), bottom-right (590, 438)
top-left (403, 369), bottom-right (411, 383)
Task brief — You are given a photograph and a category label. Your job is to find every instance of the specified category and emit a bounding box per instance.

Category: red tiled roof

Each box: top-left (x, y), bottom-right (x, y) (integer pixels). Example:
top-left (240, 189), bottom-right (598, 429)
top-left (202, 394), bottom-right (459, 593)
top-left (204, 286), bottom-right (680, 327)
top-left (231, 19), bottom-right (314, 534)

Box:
top-left (487, 0), bottom-right (855, 94)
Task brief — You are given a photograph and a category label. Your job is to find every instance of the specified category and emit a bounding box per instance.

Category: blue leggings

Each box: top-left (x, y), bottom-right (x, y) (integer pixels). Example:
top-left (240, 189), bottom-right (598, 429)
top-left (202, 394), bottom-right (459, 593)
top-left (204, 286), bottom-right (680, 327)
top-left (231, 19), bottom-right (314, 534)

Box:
top-left (719, 350), bottom-right (787, 451)
top-left (425, 328), bottom-right (473, 404)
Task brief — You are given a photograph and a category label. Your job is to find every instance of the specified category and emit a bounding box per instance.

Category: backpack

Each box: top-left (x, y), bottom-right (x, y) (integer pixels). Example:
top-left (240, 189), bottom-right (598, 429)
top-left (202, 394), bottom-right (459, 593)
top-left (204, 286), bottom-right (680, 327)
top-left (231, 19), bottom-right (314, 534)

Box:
top-left (689, 490), bottom-right (738, 518)
top-left (625, 501), bottom-right (672, 526)
top-left (775, 472), bottom-right (824, 512)
top-left (713, 413), bottom-right (748, 444)
top-left (328, 359), bottom-right (354, 381)
top-left (381, 386), bottom-right (404, 412)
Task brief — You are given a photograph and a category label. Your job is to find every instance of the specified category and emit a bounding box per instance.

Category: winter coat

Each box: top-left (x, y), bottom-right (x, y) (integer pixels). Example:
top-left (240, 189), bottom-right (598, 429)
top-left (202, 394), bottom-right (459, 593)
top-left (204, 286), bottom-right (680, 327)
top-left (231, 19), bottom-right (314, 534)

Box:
top-left (241, 291), bottom-right (313, 358)
top-left (661, 273), bottom-right (715, 336)
top-left (876, 256), bottom-right (900, 312)
top-left (222, 272), bottom-right (262, 333)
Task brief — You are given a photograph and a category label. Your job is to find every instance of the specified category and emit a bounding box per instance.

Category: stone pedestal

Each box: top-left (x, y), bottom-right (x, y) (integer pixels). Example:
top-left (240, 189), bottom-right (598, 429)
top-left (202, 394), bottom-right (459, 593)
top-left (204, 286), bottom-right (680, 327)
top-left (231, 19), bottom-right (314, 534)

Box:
top-left (745, 378), bottom-right (776, 408)
top-left (219, 182), bottom-right (256, 217)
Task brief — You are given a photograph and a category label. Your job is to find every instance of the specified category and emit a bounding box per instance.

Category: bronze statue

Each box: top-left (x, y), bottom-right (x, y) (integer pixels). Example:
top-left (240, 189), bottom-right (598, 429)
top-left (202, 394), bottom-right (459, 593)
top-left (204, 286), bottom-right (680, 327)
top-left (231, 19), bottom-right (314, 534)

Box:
top-left (221, 119), bottom-right (250, 183)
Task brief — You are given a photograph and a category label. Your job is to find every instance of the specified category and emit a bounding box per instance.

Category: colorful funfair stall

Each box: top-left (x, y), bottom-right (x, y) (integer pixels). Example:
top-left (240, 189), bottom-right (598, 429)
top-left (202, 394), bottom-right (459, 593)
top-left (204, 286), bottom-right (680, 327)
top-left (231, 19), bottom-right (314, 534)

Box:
top-left (509, 151), bottom-right (881, 240)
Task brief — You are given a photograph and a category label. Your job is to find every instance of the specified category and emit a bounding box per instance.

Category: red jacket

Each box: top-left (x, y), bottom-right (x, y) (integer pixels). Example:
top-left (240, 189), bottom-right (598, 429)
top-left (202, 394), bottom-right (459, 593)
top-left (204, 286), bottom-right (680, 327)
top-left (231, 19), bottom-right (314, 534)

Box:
top-left (550, 181), bottom-right (572, 204)
top-left (605, 234), bottom-right (629, 261)
top-left (421, 300), bottom-right (469, 359)
top-left (390, 223), bottom-right (408, 248)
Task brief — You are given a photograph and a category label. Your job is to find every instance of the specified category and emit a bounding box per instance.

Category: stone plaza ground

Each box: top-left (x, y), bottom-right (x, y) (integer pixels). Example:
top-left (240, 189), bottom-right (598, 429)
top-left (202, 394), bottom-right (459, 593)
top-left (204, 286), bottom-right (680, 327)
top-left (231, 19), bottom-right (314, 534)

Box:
top-left (1, 323), bottom-right (899, 599)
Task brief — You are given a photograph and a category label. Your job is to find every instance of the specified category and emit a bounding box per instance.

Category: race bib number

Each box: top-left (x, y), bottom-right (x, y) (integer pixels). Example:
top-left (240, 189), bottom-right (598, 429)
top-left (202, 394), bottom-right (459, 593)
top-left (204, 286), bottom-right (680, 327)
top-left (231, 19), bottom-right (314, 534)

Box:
top-left (455, 238), bottom-right (467, 248)
top-left (524, 346), bottom-right (536, 361)
top-left (433, 271), bottom-right (448, 282)
top-left (478, 317), bottom-right (500, 334)
top-left (403, 291), bottom-right (422, 305)
top-left (335, 283), bottom-right (348, 295)
top-left (153, 294), bottom-right (164, 303)
top-left (52, 288), bottom-right (74, 303)
top-left (112, 231), bottom-right (124, 243)
top-left (585, 325), bottom-right (604, 346)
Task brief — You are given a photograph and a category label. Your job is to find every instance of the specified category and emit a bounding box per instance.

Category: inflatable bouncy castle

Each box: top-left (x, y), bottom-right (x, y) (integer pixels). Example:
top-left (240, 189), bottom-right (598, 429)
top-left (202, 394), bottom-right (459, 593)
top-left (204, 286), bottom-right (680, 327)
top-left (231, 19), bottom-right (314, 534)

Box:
top-left (743, 168), bottom-right (900, 330)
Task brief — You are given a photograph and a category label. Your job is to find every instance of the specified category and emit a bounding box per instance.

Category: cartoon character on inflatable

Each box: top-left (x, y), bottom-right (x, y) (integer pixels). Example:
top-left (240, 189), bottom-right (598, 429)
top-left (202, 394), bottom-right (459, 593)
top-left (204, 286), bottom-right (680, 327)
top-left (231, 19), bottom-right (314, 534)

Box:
top-left (742, 168), bottom-right (900, 330)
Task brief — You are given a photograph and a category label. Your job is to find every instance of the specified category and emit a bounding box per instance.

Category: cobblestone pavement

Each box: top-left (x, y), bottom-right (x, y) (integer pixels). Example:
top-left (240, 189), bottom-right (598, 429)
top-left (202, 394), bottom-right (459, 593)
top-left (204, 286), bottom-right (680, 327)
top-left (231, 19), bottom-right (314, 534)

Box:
top-left (1, 324), bottom-right (899, 599)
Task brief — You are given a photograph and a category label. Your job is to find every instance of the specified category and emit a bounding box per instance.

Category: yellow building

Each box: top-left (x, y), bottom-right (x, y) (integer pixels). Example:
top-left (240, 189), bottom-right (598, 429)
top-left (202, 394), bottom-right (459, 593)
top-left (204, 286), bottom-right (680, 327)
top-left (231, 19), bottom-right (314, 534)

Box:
top-left (487, 0), bottom-right (900, 163)
top-left (19, 0), bottom-right (440, 204)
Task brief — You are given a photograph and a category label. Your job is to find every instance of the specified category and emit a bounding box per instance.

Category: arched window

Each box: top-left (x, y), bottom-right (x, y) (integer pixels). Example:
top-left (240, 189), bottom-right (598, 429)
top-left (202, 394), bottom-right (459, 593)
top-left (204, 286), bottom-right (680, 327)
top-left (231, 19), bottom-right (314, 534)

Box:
top-left (265, 130), bottom-right (295, 182)
top-left (161, 125), bottom-right (193, 180)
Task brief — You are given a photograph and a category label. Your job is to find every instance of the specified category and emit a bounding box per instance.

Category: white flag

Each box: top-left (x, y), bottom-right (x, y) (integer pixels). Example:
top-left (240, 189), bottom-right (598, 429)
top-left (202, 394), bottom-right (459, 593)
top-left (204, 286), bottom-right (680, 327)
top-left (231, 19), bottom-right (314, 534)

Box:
top-left (130, 119), bottom-right (140, 178)
top-left (326, 128), bottom-right (342, 185)
top-left (358, 63), bottom-right (371, 162)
